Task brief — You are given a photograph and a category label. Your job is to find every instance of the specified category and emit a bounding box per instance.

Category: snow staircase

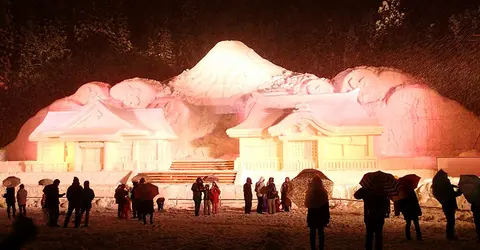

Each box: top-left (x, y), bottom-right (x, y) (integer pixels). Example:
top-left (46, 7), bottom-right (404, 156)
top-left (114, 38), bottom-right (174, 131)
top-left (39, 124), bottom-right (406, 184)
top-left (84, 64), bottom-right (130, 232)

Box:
top-left (140, 160), bottom-right (237, 184)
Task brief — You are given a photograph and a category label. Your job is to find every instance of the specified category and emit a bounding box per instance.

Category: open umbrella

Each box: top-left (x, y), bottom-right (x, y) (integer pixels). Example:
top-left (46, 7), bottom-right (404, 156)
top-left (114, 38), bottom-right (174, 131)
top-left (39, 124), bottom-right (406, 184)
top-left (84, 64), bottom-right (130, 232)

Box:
top-left (2, 176), bottom-right (21, 188)
top-left (458, 175), bottom-right (480, 205)
top-left (360, 171), bottom-right (400, 197)
top-left (398, 174), bottom-right (421, 190)
top-left (203, 175), bottom-right (219, 183)
top-left (288, 169), bottom-right (333, 208)
top-left (135, 183), bottom-right (159, 200)
top-left (131, 174), bottom-right (152, 183)
top-left (432, 169), bottom-right (455, 204)
top-left (38, 179), bottom-right (54, 186)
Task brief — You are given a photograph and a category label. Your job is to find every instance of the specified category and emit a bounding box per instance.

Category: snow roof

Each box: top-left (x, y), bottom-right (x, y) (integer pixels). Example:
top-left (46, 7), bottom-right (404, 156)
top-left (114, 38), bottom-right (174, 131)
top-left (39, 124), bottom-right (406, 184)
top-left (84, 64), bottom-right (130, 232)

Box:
top-left (29, 99), bottom-right (177, 141)
top-left (227, 89), bottom-right (383, 137)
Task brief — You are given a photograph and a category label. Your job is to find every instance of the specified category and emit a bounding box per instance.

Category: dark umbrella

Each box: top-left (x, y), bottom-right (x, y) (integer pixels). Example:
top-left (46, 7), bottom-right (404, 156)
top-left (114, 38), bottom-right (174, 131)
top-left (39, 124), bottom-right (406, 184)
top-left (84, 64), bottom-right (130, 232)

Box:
top-left (38, 179), bottom-right (54, 186)
top-left (135, 183), bottom-right (159, 200)
top-left (360, 171), bottom-right (400, 197)
top-left (2, 176), bottom-right (21, 188)
top-left (288, 169), bottom-right (333, 208)
top-left (458, 175), bottom-right (480, 205)
top-left (398, 174), bottom-right (421, 190)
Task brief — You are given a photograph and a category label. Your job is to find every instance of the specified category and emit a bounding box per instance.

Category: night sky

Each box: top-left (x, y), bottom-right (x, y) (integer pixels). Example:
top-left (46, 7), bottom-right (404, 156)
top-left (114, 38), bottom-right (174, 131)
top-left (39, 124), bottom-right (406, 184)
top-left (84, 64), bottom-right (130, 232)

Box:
top-left (0, 0), bottom-right (479, 147)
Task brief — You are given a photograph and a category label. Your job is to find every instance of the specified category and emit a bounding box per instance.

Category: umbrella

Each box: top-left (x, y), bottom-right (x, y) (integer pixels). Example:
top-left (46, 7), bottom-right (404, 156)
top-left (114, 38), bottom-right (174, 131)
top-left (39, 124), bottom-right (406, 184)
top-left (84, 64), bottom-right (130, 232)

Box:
top-left (432, 169), bottom-right (455, 204)
top-left (38, 179), bottom-right (54, 186)
top-left (2, 176), bottom-right (21, 188)
top-left (398, 174), bottom-right (421, 190)
top-left (458, 175), bottom-right (480, 205)
top-left (203, 175), bottom-right (219, 183)
top-left (288, 169), bottom-right (333, 208)
top-left (135, 183), bottom-right (159, 200)
top-left (360, 171), bottom-right (400, 197)
top-left (131, 174), bottom-right (151, 183)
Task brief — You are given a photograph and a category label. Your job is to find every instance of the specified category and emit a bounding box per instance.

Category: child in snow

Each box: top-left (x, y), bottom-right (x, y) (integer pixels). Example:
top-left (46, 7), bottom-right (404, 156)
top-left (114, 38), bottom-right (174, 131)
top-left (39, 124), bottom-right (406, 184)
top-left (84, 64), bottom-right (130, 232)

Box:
top-left (122, 196), bottom-right (132, 219)
top-left (157, 197), bottom-right (165, 212)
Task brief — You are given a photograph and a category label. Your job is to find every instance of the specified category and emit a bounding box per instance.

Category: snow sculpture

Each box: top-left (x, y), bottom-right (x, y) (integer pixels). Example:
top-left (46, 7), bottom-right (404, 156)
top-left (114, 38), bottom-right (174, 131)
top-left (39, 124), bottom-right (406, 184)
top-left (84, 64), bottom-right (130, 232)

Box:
top-left (332, 67), bottom-right (480, 157)
top-left (4, 40), bottom-right (479, 164)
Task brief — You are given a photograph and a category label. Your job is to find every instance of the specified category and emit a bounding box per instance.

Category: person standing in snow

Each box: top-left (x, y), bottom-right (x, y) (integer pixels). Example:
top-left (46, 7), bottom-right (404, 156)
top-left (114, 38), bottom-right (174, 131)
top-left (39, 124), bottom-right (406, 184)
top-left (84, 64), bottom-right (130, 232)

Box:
top-left (393, 189), bottom-right (422, 240)
top-left (16, 184), bottom-right (28, 216)
top-left (4, 187), bottom-right (16, 219)
top-left (243, 177), bottom-right (253, 214)
top-left (266, 177), bottom-right (277, 214)
top-left (281, 177), bottom-right (292, 212)
top-left (305, 176), bottom-right (330, 250)
top-left (203, 184), bottom-right (212, 215)
top-left (43, 179), bottom-right (64, 227)
top-left (210, 182), bottom-right (221, 214)
top-left (191, 177), bottom-right (204, 216)
top-left (354, 187), bottom-right (390, 250)
top-left (63, 177), bottom-right (83, 228)
top-left (255, 177), bottom-right (265, 214)
top-left (80, 181), bottom-right (95, 227)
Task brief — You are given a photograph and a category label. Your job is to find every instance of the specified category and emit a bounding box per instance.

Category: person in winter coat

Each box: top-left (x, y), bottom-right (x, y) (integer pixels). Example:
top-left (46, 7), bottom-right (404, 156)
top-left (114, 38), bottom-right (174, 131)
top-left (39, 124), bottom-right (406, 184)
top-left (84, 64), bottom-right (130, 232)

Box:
top-left (393, 189), bottom-right (422, 240)
top-left (203, 184), bottom-right (212, 215)
top-left (281, 177), bottom-right (292, 212)
top-left (4, 187), bottom-right (16, 219)
top-left (210, 182), bottom-right (221, 214)
top-left (305, 176), bottom-right (330, 250)
top-left (130, 181), bottom-right (139, 219)
top-left (433, 170), bottom-right (463, 240)
top-left (80, 181), bottom-right (95, 227)
top-left (115, 184), bottom-right (128, 219)
top-left (266, 177), bottom-right (277, 214)
top-left (255, 177), bottom-right (265, 214)
top-left (354, 187), bottom-right (390, 250)
top-left (43, 179), bottom-right (65, 227)
top-left (40, 193), bottom-right (49, 226)
top-left (191, 177), bottom-right (204, 216)
top-left (16, 185), bottom-right (27, 216)
top-left (63, 177), bottom-right (84, 228)
top-left (243, 178), bottom-right (253, 214)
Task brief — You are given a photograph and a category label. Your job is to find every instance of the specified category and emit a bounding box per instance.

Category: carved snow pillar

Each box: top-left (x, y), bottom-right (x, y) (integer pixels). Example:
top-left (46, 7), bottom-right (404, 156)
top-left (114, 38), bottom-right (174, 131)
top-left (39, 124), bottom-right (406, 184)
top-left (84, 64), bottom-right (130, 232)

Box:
top-left (73, 142), bottom-right (82, 171)
top-left (157, 140), bottom-right (170, 170)
top-left (103, 142), bottom-right (118, 171)
top-left (132, 141), bottom-right (140, 172)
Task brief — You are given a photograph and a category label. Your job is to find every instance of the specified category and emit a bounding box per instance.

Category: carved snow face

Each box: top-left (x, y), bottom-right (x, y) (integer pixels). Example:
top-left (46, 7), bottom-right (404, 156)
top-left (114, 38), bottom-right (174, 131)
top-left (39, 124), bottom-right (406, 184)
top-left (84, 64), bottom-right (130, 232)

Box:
top-left (110, 79), bottom-right (157, 109)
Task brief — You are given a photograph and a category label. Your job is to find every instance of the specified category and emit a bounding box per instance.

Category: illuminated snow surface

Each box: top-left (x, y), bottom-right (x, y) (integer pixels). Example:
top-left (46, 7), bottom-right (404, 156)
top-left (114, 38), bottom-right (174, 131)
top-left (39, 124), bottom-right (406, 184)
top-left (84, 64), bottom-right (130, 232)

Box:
top-left (4, 40), bottom-right (480, 161)
top-left (0, 207), bottom-right (478, 250)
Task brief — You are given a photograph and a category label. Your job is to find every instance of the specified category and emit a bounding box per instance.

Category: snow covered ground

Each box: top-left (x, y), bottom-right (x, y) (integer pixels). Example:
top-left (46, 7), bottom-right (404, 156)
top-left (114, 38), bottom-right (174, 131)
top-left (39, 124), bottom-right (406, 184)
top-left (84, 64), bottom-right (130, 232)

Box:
top-left (0, 205), bottom-right (478, 250)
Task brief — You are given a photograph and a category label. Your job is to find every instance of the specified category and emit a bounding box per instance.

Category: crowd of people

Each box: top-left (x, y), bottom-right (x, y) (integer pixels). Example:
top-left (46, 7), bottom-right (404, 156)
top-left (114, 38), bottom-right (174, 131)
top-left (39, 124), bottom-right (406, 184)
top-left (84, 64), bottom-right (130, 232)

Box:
top-left (2, 170), bottom-right (480, 250)
top-left (114, 177), bottom-right (164, 225)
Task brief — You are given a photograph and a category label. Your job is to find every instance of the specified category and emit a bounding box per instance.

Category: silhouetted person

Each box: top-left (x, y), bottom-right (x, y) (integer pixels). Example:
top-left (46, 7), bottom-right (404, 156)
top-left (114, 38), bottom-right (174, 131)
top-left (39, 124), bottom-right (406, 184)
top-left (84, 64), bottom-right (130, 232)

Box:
top-left (0, 215), bottom-right (37, 250)
top-left (354, 187), bottom-right (390, 250)
top-left (305, 176), bottom-right (330, 250)
top-left (81, 181), bottom-right (95, 227)
top-left (255, 177), bottom-right (265, 214)
top-left (394, 189), bottom-right (422, 240)
top-left (157, 197), bottom-right (165, 211)
top-left (138, 178), bottom-right (154, 224)
top-left (191, 177), bottom-right (204, 216)
top-left (131, 181), bottom-right (139, 218)
top-left (266, 177), bottom-right (277, 214)
top-left (43, 179), bottom-right (65, 227)
top-left (4, 187), bottom-right (16, 219)
top-left (17, 184), bottom-right (27, 216)
top-left (243, 177), bottom-right (253, 214)
top-left (115, 184), bottom-right (128, 219)
top-left (63, 177), bottom-right (83, 228)
top-left (442, 185), bottom-right (462, 240)
top-left (281, 177), bottom-right (292, 212)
